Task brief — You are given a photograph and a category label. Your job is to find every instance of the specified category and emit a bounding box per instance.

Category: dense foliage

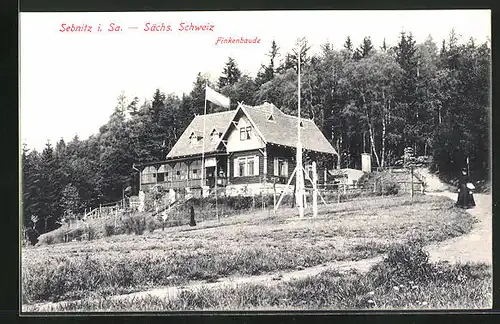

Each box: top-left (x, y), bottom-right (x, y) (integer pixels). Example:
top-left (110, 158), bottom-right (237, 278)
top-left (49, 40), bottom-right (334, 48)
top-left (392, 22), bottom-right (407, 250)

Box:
top-left (21, 31), bottom-right (490, 236)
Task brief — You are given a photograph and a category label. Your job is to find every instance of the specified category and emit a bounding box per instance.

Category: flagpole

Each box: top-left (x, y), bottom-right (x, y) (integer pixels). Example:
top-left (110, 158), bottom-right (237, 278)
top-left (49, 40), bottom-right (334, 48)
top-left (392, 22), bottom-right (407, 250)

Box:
top-left (297, 45), bottom-right (304, 218)
top-left (201, 84), bottom-right (207, 194)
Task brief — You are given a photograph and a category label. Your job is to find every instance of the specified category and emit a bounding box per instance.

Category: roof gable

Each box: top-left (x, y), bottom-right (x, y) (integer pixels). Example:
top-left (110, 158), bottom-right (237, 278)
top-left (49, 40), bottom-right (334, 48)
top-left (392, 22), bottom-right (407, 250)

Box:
top-left (166, 102), bottom-right (337, 159)
top-left (241, 103), bottom-right (337, 155)
top-left (166, 110), bottom-right (236, 158)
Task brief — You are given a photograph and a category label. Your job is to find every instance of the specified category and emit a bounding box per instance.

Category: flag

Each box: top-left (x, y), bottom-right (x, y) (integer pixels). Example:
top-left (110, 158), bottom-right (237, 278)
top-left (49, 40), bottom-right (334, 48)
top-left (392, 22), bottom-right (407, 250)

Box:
top-left (205, 86), bottom-right (230, 109)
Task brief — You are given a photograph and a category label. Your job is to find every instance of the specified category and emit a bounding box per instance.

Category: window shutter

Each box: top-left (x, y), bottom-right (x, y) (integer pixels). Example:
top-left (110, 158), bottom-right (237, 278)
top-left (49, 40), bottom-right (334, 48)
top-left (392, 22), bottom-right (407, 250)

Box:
top-left (254, 156), bottom-right (259, 176)
top-left (234, 158), bottom-right (239, 177)
top-left (274, 157), bottom-right (278, 176)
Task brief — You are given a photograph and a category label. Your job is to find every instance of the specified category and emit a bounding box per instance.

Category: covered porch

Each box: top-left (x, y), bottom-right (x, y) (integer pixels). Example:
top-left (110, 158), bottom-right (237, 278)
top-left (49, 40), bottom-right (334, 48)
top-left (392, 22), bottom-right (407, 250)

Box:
top-left (137, 154), bottom-right (229, 192)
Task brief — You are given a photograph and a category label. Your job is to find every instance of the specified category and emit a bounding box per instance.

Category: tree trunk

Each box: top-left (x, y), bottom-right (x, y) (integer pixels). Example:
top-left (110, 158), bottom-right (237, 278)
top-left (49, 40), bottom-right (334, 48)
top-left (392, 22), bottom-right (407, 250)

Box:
top-left (363, 132), bottom-right (366, 153)
top-left (336, 137), bottom-right (341, 169)
top-left (368, 124), bottom-right (381, 167)
top-left (360, 92), bottom-right (381, 167)
top-left (381, 115), bottom-right (386, 167)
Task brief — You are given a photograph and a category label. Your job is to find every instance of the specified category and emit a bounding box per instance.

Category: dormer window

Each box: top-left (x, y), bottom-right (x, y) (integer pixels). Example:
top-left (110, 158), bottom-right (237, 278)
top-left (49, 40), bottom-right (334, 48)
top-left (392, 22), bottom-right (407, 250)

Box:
top-left (189, 132), bottom-right (202, 146)
top-left (240, 126), bottom-right (252, 141)
top-left (210, 128), bottom-right (221, 144)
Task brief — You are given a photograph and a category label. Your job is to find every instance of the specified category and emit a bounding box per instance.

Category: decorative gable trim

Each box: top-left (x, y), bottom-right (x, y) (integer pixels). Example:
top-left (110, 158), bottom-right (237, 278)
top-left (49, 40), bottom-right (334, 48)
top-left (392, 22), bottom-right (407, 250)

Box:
top-left (218, 104), bottom-right (267, 148)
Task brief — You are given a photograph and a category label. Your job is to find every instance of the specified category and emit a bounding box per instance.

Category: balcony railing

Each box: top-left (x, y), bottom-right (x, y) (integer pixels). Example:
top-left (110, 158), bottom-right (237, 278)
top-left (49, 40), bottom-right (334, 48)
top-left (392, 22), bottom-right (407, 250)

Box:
top-left (141, 177), bottom-right (228, 191)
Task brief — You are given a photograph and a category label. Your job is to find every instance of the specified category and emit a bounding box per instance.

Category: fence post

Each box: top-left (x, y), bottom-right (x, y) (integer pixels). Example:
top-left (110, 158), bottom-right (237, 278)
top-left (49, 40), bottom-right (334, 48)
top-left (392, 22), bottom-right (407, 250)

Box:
top-left (273, 183), bottom-right (276, 216)
top-left (411, 166), bottom-right (414, 199)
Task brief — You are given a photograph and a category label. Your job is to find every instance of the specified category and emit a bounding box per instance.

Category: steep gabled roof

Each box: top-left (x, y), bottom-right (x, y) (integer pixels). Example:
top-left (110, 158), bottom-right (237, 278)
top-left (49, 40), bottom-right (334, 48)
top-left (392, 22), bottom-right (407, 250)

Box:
top-left (166, 102), bottom-right (337, 159)
top-left (166, 110), bottom-right (236, 158)
top-left (241, 103), bottom-right (337, 155)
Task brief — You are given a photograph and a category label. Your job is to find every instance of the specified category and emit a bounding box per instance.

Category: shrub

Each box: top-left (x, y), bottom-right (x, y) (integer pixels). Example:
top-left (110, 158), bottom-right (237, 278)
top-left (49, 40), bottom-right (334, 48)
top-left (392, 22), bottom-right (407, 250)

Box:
top-left (123, 213), bottom-right (147, 235)
top-left (382, 181), bottom-right (400, 195)
top-left (146, 216), bottom-right (159, 233)
top-left (86, 225), bottom-right (97, 241)
top-left (368, 243), bottom-right (434, 287)
top-left (103, 223), bottom-right (115, 237)
top-left (41, 234), bottom-right (55, 245)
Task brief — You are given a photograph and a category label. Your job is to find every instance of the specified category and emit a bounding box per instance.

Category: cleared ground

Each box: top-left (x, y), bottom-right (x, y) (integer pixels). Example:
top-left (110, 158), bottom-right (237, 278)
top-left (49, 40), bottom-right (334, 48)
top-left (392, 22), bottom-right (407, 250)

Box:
top-left (22, 193), bottom-right (479, 312)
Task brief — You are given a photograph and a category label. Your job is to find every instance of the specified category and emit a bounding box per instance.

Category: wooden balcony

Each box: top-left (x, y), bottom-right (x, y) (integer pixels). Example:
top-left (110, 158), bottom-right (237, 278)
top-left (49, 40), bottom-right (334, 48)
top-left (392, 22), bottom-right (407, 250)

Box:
top-left (141, 177), bottom-right (228, 191)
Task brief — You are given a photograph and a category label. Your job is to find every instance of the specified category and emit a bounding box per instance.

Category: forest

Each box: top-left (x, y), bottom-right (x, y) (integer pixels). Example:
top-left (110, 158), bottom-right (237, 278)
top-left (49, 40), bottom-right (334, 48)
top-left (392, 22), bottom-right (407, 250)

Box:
top-left (21, 30), bottom-right (490, 236)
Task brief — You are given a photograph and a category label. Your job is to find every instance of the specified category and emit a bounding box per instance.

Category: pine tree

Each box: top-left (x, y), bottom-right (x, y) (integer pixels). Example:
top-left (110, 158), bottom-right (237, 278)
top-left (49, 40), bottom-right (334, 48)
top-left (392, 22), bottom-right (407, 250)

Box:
top-left (127, 96), bottom-right (140, 116)
top-left (355, 37), bottom-right (375, 59)
top-left (61, 183), bottom-right (81, 219)
top-left (344, 36), bottom-right (353, 52)
top-left (278, 38), bottom-right (311, 72)
top-left (38, 141), bottom-right (64, 232)
top-left (218, 57), bottom-right (242, 88)
top-left (381, 38), bottom-right (388, 51)
top-left (256, 40), bottom-right (280, 87)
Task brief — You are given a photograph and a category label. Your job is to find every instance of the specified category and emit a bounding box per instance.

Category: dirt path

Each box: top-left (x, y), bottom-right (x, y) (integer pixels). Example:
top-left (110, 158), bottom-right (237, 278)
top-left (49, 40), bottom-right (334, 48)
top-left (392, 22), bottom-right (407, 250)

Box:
top-left (27, 255), bottom-right (384, 312)
top-left (26, 175), bottom-right (492, 312)
top-left (425, 191), bottom-right (492, 265)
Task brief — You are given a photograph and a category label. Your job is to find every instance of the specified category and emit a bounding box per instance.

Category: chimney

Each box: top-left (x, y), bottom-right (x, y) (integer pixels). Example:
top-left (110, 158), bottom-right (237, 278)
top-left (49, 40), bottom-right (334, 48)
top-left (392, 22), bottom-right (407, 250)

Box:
top-left (361, 153), bottom-right (371, 173)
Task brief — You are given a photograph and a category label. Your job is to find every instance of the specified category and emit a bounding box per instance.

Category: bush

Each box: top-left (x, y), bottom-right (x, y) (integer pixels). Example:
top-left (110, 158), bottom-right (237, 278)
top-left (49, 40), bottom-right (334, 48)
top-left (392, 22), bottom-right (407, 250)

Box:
top-left (87, 225), bottom-right (97, 241)
top-left (368, 243), bottom-right (434, 287)
top-left (146, 216), bottom-right (160, 233)
top-left (382, 181), bottom-right (400, 195)
top-left (41, 234), bottom-right (55, 245)
top-left (103, 223), bottom-right (115, 237)
top-left (123, 213), bottom-right (147, 235)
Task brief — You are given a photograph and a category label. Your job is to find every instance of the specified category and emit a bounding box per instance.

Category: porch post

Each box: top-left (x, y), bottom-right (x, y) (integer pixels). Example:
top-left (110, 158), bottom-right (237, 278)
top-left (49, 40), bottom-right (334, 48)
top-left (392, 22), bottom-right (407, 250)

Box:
top-left (227, 154), bottom-right (231, 184)
top-left (263, 147), bottom-right (268, 176)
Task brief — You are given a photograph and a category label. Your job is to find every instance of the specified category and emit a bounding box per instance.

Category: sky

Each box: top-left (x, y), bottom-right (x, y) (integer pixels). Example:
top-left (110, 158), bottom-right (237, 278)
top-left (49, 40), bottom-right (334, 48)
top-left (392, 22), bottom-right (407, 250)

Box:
top-left (20, 10), bottom-right (491, 152)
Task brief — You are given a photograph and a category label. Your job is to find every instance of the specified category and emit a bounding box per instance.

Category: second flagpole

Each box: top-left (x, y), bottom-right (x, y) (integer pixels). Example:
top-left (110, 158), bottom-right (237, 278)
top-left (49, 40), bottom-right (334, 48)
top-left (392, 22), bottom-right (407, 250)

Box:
top-left (201, 84), bottom-right (207, 192)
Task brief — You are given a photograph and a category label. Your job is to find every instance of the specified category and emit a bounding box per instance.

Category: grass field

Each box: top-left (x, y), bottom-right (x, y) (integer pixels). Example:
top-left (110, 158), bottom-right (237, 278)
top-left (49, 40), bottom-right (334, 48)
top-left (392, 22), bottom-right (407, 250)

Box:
top-left (31, 259), bottom-right (491, 311)
top-left (22, 194), bottom-right (479, 310)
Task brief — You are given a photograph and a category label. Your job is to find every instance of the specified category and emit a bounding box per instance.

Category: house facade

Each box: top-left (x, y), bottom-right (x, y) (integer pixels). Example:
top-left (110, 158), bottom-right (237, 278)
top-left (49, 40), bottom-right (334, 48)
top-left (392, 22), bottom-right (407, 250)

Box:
top-left (134, 102), bottom-right (338, 197)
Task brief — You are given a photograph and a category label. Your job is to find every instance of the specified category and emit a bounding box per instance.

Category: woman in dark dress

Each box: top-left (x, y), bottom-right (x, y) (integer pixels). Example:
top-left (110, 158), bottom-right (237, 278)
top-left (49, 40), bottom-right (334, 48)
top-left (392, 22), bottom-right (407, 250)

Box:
top-left (456, 168), bottom-right (476, 209)
top-left (189, 205), bottom-right (196, 226)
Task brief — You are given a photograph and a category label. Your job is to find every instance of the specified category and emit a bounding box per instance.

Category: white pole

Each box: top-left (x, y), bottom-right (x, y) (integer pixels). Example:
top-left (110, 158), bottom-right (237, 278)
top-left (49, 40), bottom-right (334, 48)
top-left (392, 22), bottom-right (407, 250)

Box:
top-left (215, 161), bottom-right (219, 221)
top-left (312, 162), bottom-right (318, 218)
top-left (296, 44), bottom-right (304, 218)
top-left (201, 84), bottom-right (208, 195)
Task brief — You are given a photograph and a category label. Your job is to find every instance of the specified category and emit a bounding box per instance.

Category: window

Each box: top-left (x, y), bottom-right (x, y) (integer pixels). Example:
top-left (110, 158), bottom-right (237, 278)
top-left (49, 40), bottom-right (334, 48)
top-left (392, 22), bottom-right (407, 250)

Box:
top-left (189, 132), bottom-right (201, 146)
top-left (248, 159), bottom-right (255, 175)
top-left (267, 114), bottom-right (275, 122)
top-left (240, 126), bottom-right (252, 140)
top-left (234, 156), bottom-right (259, 177)
top-left (141, 166), bottom-right (157, 184)
top-left (306, 164), bottom-right (314, 180)
top-left (176, 171), bottom-right (180, 176)
top-left (274, 158), bottom-right (289, 177)
top-left (157, 173), bottom-right (165, 182)
top-left (238, 160), bottom-right (245, 177)
top-left (210, 129), bottom-right (220, 144)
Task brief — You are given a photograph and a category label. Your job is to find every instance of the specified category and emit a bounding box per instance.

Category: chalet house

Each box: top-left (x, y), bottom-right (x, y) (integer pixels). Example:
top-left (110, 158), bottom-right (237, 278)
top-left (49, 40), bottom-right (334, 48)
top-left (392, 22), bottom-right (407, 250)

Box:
top-left (135, 102), bottom-right (338, 197)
